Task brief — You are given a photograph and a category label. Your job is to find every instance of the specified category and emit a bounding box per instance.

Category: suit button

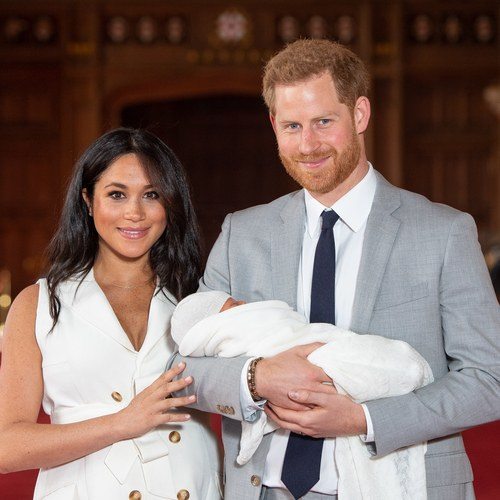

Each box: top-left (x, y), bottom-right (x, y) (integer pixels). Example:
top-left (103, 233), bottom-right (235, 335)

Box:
top-left (177, 489), bottom-right (190, 499)
top-left (111, 391), bottom-right (122, 402)
top-left (251, 475), bottom-right (261, 486)
top-left (169, 431), bottom-right (181, 443)
top-left (129, 491), bottom-right (141, 500)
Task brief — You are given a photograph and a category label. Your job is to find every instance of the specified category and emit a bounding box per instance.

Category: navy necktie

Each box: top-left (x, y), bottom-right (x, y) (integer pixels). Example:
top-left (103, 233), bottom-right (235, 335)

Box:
top-left (281, 209), bottom-right (339, 499)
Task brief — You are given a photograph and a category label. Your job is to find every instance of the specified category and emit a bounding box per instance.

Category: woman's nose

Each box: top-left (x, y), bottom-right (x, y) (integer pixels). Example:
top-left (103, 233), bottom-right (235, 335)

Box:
top-left (124, 199), bottom-right (145, 221)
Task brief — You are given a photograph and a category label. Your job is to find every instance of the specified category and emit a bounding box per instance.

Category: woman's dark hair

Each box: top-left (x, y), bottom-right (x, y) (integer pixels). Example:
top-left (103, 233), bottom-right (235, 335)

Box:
top-left (46, 127), bottom-right (202, 326)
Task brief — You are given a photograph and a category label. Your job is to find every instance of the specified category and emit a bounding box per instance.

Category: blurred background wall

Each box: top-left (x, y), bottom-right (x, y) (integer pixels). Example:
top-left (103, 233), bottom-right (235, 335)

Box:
top-left (0, 0), bottom-right (499, 301)
top-left (0, 1), bottom-right (498, 496)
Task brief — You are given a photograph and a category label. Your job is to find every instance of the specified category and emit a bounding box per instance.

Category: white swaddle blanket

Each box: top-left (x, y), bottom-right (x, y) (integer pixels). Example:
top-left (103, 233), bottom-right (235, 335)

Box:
top-left (172, 295), bottom-right (433, 500)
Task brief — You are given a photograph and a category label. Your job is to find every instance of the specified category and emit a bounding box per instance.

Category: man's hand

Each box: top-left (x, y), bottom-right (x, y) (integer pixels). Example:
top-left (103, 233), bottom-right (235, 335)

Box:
top-left (254, 343), bottom-right (330, 410)
top-left (265, 386), bottom-right (367, 438)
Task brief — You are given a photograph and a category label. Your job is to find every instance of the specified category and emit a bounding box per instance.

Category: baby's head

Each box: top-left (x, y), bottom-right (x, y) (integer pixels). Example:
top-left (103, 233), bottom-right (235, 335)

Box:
top-left (220, 297), bottom-right (246, 312)
top-left (171, 291), bottom-right (245, 341)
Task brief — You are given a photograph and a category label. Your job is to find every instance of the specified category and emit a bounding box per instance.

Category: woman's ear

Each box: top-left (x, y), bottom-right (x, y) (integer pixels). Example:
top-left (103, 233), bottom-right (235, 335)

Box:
top-left (82, 189), bottom-right (92, 216)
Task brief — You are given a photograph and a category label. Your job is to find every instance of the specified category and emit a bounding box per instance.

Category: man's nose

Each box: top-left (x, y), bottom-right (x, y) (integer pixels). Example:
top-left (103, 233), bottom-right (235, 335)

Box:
top-left (298, 127), bottom-right (320, 156)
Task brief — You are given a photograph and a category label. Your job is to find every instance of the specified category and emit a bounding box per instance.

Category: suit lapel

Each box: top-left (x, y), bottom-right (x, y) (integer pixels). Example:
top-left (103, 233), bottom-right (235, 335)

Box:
top-left (350, 172), bottom-right (401, 333)
top-left (271, 191), bottom-right (306, 309)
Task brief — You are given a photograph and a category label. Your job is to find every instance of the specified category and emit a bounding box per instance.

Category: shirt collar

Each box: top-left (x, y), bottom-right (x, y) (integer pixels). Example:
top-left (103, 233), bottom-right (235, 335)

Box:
top-left (304, 162), bottom-right (377, 237)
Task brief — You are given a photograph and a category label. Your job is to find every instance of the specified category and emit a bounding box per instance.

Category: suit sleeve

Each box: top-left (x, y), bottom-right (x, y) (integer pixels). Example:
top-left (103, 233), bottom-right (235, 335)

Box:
top-left (171, 214), bottom-right (251, 421)
top-left (366, 212), bottom-right (500, 456)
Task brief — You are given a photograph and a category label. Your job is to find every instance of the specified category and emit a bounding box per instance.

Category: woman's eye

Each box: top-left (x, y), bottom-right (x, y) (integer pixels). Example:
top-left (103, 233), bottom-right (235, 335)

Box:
top-left (108, 191), bottom-right (124, 200)
top-left (144, 191), bottom-right (160, 200)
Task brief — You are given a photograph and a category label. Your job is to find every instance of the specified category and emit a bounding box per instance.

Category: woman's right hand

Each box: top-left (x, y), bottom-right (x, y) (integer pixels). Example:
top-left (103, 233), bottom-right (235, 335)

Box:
top-left (113, 362), bottom-right (196, 440)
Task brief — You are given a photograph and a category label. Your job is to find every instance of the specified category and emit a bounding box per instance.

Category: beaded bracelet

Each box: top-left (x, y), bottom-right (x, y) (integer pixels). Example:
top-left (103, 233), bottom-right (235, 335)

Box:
top-left (247, 357), bottom-right (264, 401)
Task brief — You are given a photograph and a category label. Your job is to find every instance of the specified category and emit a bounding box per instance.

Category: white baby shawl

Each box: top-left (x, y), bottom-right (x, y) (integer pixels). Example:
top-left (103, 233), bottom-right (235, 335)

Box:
top-left (172, 299), bottom-right (433, 500)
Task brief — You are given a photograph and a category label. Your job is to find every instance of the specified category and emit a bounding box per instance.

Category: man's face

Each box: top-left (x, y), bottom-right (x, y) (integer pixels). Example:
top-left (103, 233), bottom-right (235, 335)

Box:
top-left (271, 72), bottom-right (362, 198)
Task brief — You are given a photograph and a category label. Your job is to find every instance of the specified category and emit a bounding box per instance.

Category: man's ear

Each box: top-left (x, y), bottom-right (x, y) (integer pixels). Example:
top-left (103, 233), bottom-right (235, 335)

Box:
top-left (353, 96), bottom-right (371, 134)
top-left (269, 113), bottom-right (278, 134)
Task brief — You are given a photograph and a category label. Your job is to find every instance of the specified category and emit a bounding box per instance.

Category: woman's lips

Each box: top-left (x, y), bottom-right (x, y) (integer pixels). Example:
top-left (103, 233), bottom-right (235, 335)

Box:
top-left (118, 227), bottom-right (149, 239)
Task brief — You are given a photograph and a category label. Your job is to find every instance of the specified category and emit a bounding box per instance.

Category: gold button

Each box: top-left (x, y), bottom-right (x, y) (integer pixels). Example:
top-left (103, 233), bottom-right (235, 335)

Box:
top-left (251, 474), bottom-right (261, 486)
top-left (169, 431), bottom-right (181, 443)
top-left (177, 489), bottom-right (190, 500)
top-left (129, 491), bottom-right (141, 500)
top-left (111, 391), bottom-right (123, 402)
top-left (227, 406), bottom-right (235, 415)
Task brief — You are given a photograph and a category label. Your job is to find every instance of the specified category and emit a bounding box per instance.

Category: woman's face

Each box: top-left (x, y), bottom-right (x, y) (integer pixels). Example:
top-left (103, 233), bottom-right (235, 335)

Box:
top-left (83, 153), bottom-right (167, 262)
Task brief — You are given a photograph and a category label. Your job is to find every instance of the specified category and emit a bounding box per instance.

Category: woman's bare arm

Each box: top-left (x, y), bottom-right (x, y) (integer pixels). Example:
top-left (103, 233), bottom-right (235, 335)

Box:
top-left (0, 285), bottom-right (194, 473)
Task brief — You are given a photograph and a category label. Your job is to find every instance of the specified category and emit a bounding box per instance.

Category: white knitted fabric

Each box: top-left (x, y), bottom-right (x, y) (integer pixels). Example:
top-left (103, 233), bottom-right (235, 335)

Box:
top-left (171, 298), bottom-right (433, 500)
top-left (171, 291), bottom-right (231, 342)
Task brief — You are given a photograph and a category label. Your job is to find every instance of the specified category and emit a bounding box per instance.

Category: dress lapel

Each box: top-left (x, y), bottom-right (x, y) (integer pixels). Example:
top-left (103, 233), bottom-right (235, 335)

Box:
top-left (350, 172), bottom-right (402, 333)
top-left (271, 190), bottom-right (306, 309)
top-left (137, 288), bottom-right (177, 360)
top-left (58, 270), bottom-right (137, 352)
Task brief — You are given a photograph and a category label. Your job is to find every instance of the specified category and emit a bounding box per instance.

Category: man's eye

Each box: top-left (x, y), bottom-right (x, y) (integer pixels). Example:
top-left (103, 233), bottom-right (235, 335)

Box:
top-left (319, 119), bottom-right (331, 126)
top-left (286, 123), bottom-right (300, 130)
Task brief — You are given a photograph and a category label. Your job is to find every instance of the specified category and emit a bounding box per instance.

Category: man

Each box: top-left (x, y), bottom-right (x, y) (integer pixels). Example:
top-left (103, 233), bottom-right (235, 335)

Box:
top-left (174, 39), bottom-right (500, 499)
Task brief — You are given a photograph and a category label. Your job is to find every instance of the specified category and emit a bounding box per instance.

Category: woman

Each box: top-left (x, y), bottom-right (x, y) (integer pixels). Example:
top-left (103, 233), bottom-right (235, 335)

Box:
top-left (0, 128), bottom-right (222, 499)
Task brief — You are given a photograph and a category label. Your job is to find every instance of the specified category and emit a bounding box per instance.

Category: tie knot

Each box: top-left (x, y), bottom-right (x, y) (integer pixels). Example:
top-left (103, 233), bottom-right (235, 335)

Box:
top-left (321, 210), bottom-right (339, 230)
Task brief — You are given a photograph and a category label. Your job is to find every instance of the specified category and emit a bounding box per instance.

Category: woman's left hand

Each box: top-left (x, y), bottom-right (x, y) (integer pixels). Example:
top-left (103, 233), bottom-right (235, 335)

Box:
top-left (112, 362), bottom-right (196, 440)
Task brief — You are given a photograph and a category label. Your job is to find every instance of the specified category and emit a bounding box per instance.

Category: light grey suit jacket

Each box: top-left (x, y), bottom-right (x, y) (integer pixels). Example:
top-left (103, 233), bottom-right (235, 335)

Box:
top-left (175, 171), bottom-right (500, 500)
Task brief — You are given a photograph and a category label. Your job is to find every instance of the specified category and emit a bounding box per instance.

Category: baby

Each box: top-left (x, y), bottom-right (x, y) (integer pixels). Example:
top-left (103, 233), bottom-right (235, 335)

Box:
top-left (171, 291), bottom-right (433, 500)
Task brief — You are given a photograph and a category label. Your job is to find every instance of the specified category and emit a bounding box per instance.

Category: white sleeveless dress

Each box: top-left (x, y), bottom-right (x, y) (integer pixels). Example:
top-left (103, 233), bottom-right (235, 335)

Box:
top-left (33, 270), bottom-right (222, 500)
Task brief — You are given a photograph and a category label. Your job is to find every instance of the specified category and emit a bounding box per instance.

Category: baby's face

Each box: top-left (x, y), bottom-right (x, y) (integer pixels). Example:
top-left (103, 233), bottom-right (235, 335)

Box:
top-left (220, 297), bottom-right (246, 312)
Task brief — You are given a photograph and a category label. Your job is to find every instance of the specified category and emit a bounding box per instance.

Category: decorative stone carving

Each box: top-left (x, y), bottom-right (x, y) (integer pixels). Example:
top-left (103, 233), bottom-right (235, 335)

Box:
top-left (3, 16), bottom-right (29, 43)
top-left (473, 14), bottom-right (495, 43)
top-left (277, 15), bottom-right (299, 43)
top-left (336, 15), bottom-right (356, 44)
top-left (136, 16), bottom-right (157, 44)
top-left (107, 16), bottom-right (129, 43)
top-left (306, 15), bottom-right (328, 40)
top-left (411, 14), bottom-right (434, 43)
top-left (33, 15), bottom-right (56, 43)
top-left (442, 14), bottom-right (464, 44)
top-left (215, 8), bottom-right (249, 44)
top-left (166, 16), bottom-right (187, 44)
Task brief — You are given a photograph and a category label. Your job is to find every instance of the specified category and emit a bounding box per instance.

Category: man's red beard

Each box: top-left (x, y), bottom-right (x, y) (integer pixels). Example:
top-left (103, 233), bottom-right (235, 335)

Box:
top-left (279, 126), bottom-right (361, 195)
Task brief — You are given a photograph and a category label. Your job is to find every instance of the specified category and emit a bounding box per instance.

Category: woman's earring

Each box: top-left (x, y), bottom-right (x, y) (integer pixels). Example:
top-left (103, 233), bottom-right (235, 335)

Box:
top-left (87, 206), bottom-right (93, 217)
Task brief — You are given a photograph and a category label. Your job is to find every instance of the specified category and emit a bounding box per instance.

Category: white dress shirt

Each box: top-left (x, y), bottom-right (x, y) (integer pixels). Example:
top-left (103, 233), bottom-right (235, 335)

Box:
top-left (241, 164), bottom-right (377, 493)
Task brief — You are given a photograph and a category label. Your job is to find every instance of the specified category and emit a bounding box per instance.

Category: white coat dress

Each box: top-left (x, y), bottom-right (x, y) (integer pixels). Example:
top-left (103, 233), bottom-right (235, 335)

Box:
top-left (33, 270), bottom-right (222, 500)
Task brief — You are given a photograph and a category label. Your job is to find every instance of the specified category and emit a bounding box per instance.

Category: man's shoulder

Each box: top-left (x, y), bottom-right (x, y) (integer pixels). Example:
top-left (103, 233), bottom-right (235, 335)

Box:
top-left (379, 173), bottom-right (471, 226)
top-left (404, 192), bottom-right (475, 234)
top-left (230, 189), bottom-right (303, 224)
top-left (399, 187), bottom-right (463, 218)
